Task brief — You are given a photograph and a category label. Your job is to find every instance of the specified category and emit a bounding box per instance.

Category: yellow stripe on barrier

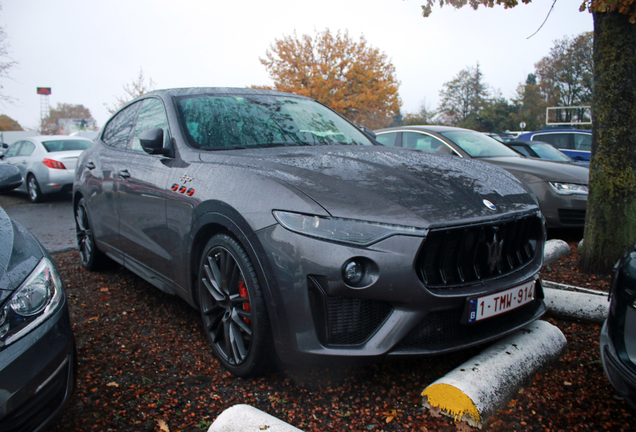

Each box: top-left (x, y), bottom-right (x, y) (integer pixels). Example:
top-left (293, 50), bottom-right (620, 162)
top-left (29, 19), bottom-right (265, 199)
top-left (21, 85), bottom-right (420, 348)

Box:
top-left (422, 383), bottom-right (480, 424)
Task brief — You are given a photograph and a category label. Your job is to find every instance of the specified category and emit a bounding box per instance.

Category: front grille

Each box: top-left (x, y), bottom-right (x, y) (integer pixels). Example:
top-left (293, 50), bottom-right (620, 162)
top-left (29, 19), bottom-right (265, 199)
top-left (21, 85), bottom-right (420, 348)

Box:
top-left (417, 214), bottom-right (543, 288)
top-left (558, 209), bottom-right (586, 225)
top-left (308, 277), bottom-right (393, 346)
top-left (395, 299), bottom-right (543, 353)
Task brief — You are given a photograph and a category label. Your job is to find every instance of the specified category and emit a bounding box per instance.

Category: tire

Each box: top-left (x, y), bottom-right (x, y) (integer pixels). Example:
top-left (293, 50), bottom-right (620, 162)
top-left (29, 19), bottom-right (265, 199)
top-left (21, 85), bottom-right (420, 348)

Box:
top-left (27, 174), bottom-right (43, 203)
top-left (198, 234), bottom-right (272, 377)
top-left (75, 197), bottom-right (107, 270)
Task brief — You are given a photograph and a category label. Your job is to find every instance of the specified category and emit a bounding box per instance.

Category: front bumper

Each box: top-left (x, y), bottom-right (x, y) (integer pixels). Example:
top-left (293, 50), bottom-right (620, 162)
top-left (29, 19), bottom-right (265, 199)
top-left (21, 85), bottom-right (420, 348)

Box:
top-left (531, 184), bottom-right (587, 228)
top-left (0, 300), bottom-right (76, 432)
top-left (600, 320), bottom-right (636, 409)
top-left (255, 216), bottom-right (546, 365)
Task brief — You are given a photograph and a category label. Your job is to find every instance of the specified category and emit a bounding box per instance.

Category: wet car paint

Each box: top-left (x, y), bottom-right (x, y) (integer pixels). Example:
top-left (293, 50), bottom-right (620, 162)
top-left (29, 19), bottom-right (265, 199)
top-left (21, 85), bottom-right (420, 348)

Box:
top-left (73, 88), bottom-right (546, 375)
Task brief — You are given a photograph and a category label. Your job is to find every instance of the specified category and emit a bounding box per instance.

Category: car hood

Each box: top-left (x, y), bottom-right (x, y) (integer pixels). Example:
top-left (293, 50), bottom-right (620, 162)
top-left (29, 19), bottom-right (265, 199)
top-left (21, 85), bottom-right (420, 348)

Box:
top-left (0, 206), bottom-right (45, 302)
top-left (199, 146), bottom-right (540, 228)
top-left (481, 156), bottom-right (589, 184)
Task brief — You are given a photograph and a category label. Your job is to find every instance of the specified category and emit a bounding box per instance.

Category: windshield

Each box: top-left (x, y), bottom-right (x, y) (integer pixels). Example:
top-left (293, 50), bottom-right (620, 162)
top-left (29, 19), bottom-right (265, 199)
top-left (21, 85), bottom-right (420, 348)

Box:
top-left (42, 140), bottom-right (93, 152)
top-left (175, 95), bottom-right (373, 150)
top-left (441, 130), bottom-right (520, 158)
top-left (531, 143), bottom-right (572, 161)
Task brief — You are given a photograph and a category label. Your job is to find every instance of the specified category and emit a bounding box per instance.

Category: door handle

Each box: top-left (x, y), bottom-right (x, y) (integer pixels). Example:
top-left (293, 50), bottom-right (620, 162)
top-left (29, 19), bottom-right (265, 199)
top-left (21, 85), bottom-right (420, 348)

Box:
top-left (86, 161), bottom-right (96, 170)
top-left (118, 169), bottom-right (131, 179)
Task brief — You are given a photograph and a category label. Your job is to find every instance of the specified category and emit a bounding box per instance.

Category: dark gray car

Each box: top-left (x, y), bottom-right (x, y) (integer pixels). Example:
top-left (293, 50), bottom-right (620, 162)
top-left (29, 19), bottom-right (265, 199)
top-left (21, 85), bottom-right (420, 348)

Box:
top-left (0, 164), bottom-right (76, 430)
top-left (73, 88), bottom-right (547, 376)
top-left (375, 125), bottom-right (589, 229)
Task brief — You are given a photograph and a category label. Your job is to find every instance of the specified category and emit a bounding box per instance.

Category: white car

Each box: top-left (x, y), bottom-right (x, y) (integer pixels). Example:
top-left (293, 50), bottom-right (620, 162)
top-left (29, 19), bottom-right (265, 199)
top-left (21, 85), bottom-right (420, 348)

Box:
top-left (0, 135), bottom-right (92, 202)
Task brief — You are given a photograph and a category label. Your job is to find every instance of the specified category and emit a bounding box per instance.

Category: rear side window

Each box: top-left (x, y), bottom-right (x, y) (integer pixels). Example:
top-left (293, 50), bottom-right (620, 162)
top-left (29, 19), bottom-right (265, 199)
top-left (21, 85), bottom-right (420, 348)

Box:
top-left (41, 140), bottom-right (92, 152)
top-left (376, 132), bottom-right (398, 147)
top-left (17, 141), bottom-right (35, 156)
top-left (102, 102), bottom-right (141, 149)
top-left (510, 145), bottom-right (531, 157)
top-left (533, 133), bottom-right (572, 149)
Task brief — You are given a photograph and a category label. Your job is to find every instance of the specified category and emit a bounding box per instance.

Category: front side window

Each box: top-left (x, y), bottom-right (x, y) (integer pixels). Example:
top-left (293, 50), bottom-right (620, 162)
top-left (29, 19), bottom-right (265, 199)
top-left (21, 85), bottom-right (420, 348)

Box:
top-left (131, 99), bottom-right (170, 152)
top-left (573, 133), bottom-right (591, 151)
top-left (175, 94), bottom-right (373, 150)
top-left (441, 130), bottom-right (519, 158)
top-left (17, 142), bottom-right (35, 157)
top-left (102, 102), bottom-right (141, 149)
top-left (3, 142), bottom-right (21, 158)
top-left (403, 132), bottom-right (448, 152)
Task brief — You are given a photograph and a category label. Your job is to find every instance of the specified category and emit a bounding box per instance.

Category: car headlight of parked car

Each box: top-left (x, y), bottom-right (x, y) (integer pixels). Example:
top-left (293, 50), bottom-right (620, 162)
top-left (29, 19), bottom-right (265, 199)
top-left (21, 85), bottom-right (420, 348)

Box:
top-left (548, 182), bottom-right (588, 195)
top-left (0, 257), bottom-right (64, 348)
top-left (273, 210), bottom-right (428, 246)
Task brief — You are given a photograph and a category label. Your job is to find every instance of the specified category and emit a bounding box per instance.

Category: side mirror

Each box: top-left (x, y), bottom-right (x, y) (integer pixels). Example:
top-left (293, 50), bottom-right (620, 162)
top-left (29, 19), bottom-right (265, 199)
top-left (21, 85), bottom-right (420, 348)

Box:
top-left (140, 128), bottom-right (166, 155)
top-left (0, 164), bottom-right (23, 193)
top-left (359, 126), bottom-right (376, 140)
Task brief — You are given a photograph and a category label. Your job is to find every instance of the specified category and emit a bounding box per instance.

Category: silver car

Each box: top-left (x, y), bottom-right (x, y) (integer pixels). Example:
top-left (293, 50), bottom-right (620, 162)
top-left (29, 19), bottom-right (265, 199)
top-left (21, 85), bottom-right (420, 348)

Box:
top-left (0, 135), bottom-right (93, 202)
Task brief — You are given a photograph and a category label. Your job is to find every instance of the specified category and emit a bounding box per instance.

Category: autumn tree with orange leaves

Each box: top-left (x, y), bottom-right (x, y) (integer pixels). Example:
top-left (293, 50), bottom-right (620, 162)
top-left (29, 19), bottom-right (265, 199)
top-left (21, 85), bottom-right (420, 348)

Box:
top-left (422, 0), bottom-right (636, 274)
top-left (259, 29), bottom-right (402, 130)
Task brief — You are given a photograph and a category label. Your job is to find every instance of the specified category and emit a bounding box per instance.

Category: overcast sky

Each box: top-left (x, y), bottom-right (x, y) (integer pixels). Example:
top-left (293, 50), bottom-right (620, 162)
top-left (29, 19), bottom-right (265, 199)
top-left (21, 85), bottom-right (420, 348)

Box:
top-left (1, 0), bottom-right (593, 131)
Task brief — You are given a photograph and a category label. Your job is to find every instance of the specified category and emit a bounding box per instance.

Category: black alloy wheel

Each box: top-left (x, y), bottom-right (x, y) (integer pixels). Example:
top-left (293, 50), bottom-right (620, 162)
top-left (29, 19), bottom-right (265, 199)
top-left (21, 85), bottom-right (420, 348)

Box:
top-left (75, 197), bottom-right (106, 270)
top-left (27, 174), bottom-right (43, 203)
top-left (198, 234), bottom-right (272, 377)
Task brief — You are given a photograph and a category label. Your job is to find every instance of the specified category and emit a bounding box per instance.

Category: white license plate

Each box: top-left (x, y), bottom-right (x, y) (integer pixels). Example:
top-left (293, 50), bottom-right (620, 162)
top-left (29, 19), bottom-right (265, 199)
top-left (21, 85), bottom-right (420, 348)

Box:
top-left (467, 281), bottom-right (536, 323)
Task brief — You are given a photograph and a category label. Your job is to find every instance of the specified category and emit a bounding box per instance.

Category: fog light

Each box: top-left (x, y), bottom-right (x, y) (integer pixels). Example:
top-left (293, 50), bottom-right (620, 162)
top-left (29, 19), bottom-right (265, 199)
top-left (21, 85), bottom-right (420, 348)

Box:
top-left (343, 260), bottom-right (364, 286)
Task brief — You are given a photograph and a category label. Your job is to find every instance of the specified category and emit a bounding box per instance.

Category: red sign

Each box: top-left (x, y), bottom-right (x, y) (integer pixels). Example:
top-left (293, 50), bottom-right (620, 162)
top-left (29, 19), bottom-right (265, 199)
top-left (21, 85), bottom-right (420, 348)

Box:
top-left (37, 87), bottom-right (51, 95)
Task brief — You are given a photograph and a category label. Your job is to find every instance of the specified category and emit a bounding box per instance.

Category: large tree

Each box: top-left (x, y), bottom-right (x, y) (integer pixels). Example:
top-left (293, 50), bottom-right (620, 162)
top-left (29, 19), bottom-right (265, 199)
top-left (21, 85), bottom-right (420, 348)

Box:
top-left (422, 0), bottom-right (636, 274)
top-left (0, 114), bottom-right (22, 131)
top-left (437, 63), bottom-right (489, 129)
top-left (259, 29), bottom-right (402, 130)
top-left (0, 23), bottom-right (16, 103)
top-left (105, 68), bottom-right (156, 115)
top-left (41, 103), bottom-right (96, 135)
top-left (535, 32), bottom-right (594, 118)
top-left (512, 73), bottom-right (546, 131)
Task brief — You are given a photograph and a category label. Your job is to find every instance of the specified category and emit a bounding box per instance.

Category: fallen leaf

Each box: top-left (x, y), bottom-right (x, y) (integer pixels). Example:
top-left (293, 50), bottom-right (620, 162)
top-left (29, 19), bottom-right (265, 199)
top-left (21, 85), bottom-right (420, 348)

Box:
top-left (107, 382), bottom-right (119, 387)
top-left (157, 419), bottom-right (170, 432)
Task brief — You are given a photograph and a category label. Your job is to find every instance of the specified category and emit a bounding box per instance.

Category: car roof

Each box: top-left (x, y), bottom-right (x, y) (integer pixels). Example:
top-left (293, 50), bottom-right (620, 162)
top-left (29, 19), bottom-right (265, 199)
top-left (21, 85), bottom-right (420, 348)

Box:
top-left (376, 125), bottom-right (466, 134)
top-left (140, 87), bottom-right (308, 100)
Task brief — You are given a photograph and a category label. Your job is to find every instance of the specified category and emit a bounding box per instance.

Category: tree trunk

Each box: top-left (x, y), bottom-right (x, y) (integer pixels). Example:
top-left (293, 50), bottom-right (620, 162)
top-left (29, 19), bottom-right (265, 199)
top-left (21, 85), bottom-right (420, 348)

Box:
top-left (579, 12), bottom-right (636, 274)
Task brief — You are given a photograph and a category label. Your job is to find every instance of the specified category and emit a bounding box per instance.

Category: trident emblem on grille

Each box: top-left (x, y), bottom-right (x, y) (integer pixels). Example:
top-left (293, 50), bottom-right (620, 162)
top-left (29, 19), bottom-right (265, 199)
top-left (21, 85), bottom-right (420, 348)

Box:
top-left (486, 229), bottom-right (504, 273)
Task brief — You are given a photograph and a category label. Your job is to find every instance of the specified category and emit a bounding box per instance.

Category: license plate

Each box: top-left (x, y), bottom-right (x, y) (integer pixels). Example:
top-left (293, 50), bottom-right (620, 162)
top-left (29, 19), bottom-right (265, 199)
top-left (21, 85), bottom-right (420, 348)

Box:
top-left (467, 281), bottom-right (536, 323)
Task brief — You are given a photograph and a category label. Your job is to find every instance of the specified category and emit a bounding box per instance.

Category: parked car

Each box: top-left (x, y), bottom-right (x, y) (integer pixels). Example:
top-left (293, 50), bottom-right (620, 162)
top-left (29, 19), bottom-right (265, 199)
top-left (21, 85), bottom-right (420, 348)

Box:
top-left (484, 132), bottom-right (516, 143)
top-left (504, 140), bottom-right (587, 166)
top-left (73, 87), bottom-right (547, 377)
top-left (0, 164), bottom-right (76, 431)
top-left (375, 125), bottom-right (589, 228)
top-left (600, 241), bottom-right (636, 410)
top-left (516, 128), bottom-right (591, 165)
top-left (0, 135), bottom-right (93, 202)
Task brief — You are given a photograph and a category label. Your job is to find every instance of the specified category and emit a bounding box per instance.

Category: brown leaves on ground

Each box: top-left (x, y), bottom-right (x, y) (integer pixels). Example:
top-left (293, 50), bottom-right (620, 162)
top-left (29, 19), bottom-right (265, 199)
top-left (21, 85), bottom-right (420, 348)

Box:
top-left (47, 248), bottom-right (633, 432)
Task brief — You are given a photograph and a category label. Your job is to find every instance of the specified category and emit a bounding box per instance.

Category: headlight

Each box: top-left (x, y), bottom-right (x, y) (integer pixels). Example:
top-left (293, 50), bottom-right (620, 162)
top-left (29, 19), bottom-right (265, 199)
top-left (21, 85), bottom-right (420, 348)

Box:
top-left (549, 182), bottom-right (588, 195)
top-left (273, 210), bottom-right (428, 246)
top-left (0, 257), bottom-right (64, 348)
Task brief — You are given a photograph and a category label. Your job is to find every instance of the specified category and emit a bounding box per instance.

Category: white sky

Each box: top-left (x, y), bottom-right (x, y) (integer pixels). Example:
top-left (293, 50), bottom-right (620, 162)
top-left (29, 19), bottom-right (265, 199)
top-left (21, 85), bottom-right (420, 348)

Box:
top-left (0, 0), bottom-right (592, 131)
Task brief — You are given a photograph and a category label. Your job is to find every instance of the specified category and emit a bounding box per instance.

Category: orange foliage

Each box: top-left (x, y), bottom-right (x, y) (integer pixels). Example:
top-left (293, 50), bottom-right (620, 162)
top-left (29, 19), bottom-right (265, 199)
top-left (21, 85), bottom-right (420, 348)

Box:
top-left (259, 29), bottom-right (402, 130)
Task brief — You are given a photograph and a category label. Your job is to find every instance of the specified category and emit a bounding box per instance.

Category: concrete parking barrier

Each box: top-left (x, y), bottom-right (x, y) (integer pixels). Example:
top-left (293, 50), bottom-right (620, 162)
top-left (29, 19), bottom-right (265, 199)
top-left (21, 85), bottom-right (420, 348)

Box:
top-left (421, 320), bottom-right (567, 428)
top-left (543, 283), bottom-right (609, 323)
top-left (543, 239), bottom-right (571, 265)
top-left (208, 404), bottom-right (303, 432)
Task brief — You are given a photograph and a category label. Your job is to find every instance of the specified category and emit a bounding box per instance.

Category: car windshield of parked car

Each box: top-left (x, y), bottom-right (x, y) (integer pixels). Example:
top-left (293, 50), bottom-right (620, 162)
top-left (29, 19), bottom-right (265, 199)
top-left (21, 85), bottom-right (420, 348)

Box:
top-left (441, 130), bottom-right (520, 158)
top-left (175, 95), bottom-right (374, 150)
top-left (42, 140), bottom-right (93, 152)
top-left (530, 143), bottom-right (572, 162)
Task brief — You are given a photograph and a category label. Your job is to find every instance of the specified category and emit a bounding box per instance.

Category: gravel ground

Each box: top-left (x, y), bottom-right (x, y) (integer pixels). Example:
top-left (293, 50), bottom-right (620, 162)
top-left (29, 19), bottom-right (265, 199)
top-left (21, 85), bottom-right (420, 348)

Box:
top-left (46, 245), bottom-right (634, 432)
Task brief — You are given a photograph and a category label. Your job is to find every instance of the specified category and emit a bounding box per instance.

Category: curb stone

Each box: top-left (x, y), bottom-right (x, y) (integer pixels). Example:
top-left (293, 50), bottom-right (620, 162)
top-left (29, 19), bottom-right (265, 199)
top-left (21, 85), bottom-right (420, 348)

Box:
top-left (208, 404), bottom-right (303, 432)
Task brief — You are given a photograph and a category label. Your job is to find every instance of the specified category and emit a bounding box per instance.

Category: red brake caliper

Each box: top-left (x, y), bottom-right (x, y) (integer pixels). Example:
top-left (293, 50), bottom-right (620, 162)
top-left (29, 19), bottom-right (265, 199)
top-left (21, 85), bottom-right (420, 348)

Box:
top-left (238, 280), bottom-right (251, 325)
